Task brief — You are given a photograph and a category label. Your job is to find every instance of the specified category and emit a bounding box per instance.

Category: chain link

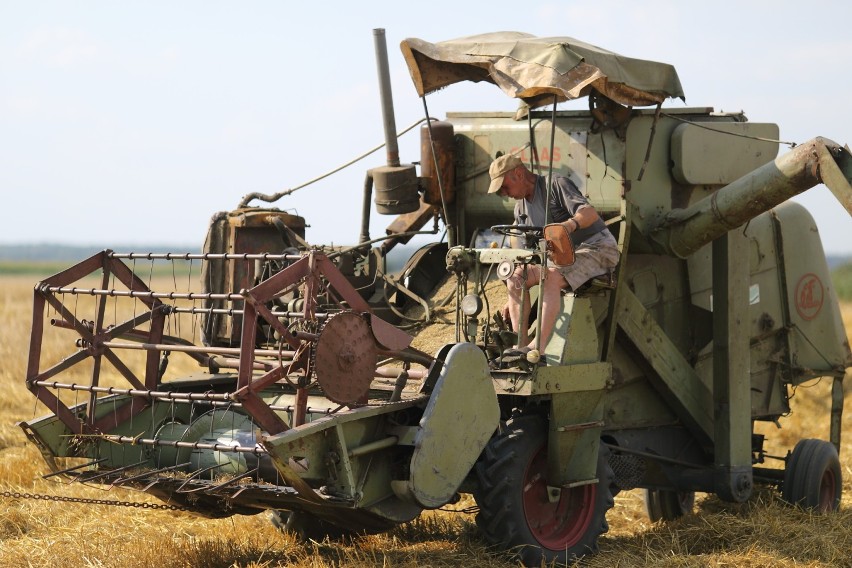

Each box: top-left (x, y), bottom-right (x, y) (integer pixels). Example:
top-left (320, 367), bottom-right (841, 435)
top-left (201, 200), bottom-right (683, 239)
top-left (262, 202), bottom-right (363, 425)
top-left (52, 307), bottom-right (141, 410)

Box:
top-left (439, 504), bottom-right (479, 515)
top-left (1, 489), bottom-right (184, 511)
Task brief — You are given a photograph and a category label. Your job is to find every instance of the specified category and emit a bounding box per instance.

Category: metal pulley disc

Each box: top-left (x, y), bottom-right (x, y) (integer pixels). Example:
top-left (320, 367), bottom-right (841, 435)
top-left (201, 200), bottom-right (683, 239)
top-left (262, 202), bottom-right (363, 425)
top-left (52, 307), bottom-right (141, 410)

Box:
top-left (496, 260), bottom-right (515, 281)
top-left (314, 311), bottom-right (377, 406)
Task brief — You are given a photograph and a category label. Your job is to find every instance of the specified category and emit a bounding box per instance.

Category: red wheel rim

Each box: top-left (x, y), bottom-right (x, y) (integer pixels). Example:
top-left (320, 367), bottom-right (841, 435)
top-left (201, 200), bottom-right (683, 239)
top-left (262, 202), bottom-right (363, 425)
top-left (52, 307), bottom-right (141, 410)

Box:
top-left (818, 467), bottom-right (837, 512)
top-left (521, 445), bottom-right (596, 550)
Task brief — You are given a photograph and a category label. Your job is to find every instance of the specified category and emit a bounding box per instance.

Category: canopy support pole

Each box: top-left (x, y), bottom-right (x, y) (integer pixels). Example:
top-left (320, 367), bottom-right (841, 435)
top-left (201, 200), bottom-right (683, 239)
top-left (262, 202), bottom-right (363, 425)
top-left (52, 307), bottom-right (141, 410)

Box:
top-left (534, 95), bottom-right (560, 352)
top-left (421, 96), bottom-right (455, 248)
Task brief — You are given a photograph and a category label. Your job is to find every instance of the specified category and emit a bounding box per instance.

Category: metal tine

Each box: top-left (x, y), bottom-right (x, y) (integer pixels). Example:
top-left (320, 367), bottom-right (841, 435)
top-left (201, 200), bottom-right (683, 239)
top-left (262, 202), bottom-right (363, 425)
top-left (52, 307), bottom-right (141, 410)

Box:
top-left (175, 463), bottom-right (228, 494)
top-left (74, 459), bottom-right (149, 483)
top-left (140, 477), bottom-right (165, 492)
top-left (183, 467), bottom-right (259, 495)
top-left (42, 458), bottom-right (108, 479)
top-left (112, 461), bottom-right (193, 487)
top-left (229, 485), bottom-right (249, 500)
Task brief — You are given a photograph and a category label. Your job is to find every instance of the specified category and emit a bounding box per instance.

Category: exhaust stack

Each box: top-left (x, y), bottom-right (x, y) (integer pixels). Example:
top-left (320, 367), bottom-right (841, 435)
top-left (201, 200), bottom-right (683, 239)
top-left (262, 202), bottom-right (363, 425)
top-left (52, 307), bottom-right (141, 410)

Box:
top-left (370, 28), bottom-right (419, 215)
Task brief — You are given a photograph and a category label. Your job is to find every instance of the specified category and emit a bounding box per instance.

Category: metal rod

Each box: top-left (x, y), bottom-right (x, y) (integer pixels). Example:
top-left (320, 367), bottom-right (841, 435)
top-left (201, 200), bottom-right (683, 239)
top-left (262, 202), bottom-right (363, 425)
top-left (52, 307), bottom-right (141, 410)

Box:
top-left (176, 464), bottom-right (229, 493)
top-left (99, 341), bottom-right (297, 359)
top-left (421, 98), bottom-right (454, 247)
top-left (375, 365), bottom-right (426, 380)
top-left (46, 287), bottom-right (241, 302)
top-left (112, 462), bottom-right (193, 486)
top-left (161, 398), bottom-right (339, 415)
top-left (33, 380), bottom-right (235, 401)
top-left (50, 318), bottom-right (82, 330)
top-left (188, 467), bottom-right (260, 494)
top-left (752, 466), bottom-right (785, 483)
top-left (555, 420), bottom-right (605, 433)
top-left (208, 356), bottom-right (272, 371)
top-left (601, 442), bottom-right (709, 470)
top-left (108, 252), bottom-right (303, 261)
top-left (77, 459), bottom-right (149, 483)
top-left (101, 435), bottom-right (266, 455)
top-left (327, 229), bottom-right (440, 260)
top-left (389, 369), bottom-right (408, 403)
top-left (535, 95), bottom-right (559, 352)
top-left (42, 458), bottom-right (108, 479)
top-left (293, 386), bottom-right (308, 427)
top-left (172, 306), bottom-right (329, 319)
top-left (360, 171), bottom-right (374, 244)
top-left (348, 435), bottom-right (398, 458)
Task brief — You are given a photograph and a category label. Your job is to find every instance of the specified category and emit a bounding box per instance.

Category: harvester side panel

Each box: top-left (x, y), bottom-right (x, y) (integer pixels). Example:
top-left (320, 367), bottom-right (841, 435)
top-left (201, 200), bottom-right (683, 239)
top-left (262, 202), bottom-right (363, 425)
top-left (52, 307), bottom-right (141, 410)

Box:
top-left (775, 202), bottom-right (851, 377)
top-left (623, 112), bottom-right (780, 252)
top-left (685, 202), bottom-right (849, 420)
top-left (670, 122), bottom-right (780, 185)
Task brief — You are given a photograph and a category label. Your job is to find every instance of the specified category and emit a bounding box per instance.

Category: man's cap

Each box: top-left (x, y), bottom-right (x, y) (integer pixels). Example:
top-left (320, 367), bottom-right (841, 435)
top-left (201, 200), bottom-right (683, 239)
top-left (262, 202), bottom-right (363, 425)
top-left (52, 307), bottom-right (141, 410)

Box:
top-left (488, 154), bottom-right (523, 194)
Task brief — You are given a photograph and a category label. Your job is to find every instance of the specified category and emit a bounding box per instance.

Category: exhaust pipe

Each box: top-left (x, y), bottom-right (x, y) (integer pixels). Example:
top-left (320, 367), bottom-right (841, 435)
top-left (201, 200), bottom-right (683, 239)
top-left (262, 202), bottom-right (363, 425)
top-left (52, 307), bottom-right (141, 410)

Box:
top-left (374, 28), bottom-right (400, 168)
top-left (369, 28), bottom-right (419, 216)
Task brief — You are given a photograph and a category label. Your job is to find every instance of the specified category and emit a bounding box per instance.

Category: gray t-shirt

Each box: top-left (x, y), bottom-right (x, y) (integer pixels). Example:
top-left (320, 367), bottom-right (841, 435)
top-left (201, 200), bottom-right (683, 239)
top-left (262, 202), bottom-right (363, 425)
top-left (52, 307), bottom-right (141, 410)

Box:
top-left (514, 175), bottom-right (606, 246)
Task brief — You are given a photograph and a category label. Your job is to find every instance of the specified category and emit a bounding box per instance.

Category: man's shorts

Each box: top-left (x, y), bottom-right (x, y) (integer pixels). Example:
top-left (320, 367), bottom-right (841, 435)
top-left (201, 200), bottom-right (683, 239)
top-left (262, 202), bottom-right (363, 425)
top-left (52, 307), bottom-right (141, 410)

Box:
top-left (554, 230), bottom-right (620, 290)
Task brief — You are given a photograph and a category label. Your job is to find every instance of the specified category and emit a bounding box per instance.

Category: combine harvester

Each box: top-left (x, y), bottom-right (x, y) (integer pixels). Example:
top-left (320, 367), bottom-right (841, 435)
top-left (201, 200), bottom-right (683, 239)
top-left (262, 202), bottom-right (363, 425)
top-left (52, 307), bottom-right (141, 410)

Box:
top-left (21, 30), bottom-right (852, 565)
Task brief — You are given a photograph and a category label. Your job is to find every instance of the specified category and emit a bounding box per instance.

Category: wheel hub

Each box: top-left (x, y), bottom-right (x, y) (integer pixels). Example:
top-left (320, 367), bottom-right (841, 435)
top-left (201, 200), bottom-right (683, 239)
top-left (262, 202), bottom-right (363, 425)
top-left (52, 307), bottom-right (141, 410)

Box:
top-left (522, 445), bottom-right (596, 550)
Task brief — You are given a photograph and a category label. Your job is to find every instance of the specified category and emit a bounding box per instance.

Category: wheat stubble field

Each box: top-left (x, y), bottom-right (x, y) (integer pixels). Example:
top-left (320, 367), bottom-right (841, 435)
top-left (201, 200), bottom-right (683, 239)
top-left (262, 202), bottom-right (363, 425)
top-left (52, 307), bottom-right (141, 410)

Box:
top-left (0, 273), bottom-right (850, 567)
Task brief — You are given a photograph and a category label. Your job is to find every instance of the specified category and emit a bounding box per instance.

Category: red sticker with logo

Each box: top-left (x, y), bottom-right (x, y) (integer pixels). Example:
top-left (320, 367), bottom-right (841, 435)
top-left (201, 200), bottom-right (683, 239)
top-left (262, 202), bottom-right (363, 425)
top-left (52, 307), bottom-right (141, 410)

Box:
top-left (794, 273), bottom-right (824, 321)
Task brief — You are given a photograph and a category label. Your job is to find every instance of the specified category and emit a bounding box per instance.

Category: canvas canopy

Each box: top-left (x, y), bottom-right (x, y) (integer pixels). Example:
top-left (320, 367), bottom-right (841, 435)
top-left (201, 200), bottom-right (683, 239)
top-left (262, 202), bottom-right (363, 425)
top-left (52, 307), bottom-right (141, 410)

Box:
top-left (400, 32), bottom-right (685, 110)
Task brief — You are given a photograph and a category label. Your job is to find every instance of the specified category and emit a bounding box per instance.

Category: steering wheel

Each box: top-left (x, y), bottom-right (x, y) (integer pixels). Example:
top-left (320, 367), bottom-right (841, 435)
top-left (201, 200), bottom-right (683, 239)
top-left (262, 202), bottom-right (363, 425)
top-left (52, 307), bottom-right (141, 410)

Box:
top-left (491, 224), bottom-right (543, 239)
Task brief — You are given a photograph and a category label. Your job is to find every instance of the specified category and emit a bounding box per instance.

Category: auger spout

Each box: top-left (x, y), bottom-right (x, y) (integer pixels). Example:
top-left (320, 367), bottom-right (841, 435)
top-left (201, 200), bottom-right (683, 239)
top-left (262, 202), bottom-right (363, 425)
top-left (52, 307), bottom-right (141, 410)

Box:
top-left (653, 137), bottom-right (852, 258)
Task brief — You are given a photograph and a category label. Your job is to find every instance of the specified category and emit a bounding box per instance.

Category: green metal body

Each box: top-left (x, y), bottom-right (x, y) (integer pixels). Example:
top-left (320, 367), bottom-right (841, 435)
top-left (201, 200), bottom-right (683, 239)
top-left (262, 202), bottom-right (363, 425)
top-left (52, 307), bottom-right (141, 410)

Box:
top-left (440, 106), bottom-right (850, 502)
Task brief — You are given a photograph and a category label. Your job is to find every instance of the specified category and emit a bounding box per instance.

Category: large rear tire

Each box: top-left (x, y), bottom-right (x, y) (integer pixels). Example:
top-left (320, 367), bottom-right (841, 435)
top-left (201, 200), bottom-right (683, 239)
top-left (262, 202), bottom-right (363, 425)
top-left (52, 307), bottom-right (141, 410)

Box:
top-left (643, 489), bottom-right (695, 522)
top-left (473, 415), bottom-right (615, 566)
top-left (782, 438), bottom-right (841, 512)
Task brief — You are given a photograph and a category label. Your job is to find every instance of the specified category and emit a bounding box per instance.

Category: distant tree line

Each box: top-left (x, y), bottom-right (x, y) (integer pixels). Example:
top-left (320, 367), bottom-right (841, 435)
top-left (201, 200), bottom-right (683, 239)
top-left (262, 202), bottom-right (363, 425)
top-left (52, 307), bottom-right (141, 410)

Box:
top-left (0, 243), bottom-right (197, 262)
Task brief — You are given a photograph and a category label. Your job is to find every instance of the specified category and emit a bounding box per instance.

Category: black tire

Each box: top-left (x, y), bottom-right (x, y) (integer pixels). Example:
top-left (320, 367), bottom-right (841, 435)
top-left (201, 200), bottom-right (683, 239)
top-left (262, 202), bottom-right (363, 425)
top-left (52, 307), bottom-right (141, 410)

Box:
top-left (782, 438), bottom-right (841, 512)
top-left (473, 415), bottom-right (615, 566)
top-left (643, 489), bottom-right (695, 522)
top-left (269, 510), bottom-right (357, 541)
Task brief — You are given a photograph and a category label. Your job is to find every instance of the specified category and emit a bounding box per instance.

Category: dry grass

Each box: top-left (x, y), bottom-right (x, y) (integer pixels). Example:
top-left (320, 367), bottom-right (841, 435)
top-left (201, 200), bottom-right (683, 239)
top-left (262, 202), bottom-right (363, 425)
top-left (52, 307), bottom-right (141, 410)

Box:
top-left (1, 275), bottom-right (851, 567)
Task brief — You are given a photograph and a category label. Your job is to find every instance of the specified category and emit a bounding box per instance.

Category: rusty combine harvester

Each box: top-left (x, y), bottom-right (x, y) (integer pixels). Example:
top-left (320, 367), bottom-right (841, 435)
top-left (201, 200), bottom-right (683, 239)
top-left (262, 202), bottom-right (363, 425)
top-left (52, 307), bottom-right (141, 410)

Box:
top-left (20, 30), bottom-right (852, 565)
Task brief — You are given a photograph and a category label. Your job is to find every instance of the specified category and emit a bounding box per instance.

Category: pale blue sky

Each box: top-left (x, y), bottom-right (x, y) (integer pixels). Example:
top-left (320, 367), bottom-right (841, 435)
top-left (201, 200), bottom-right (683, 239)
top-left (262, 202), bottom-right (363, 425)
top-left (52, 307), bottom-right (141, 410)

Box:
top-left (2, 1), bottom-right (851, 253)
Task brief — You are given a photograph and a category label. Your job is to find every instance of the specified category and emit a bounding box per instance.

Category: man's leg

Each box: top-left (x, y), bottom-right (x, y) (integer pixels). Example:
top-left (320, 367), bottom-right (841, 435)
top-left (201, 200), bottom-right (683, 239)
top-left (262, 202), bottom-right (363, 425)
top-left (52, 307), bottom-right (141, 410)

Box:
top-left (506, 265), bottom-right (541, 347)
top-left (527, 267), bottom-right (569, 350)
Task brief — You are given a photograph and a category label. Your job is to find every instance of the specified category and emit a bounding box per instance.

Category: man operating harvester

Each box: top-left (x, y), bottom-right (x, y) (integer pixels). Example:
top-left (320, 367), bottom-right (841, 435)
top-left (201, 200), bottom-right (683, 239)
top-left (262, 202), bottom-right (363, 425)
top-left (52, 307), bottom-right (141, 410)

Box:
top-left (488, 153), bottom-right (620, 361)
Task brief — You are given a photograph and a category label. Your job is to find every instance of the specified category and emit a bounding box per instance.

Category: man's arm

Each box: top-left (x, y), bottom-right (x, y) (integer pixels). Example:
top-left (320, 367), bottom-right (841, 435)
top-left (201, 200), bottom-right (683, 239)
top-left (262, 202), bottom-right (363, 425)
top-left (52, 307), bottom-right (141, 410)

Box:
top-left (565, 204), bottom-right (600, 233)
